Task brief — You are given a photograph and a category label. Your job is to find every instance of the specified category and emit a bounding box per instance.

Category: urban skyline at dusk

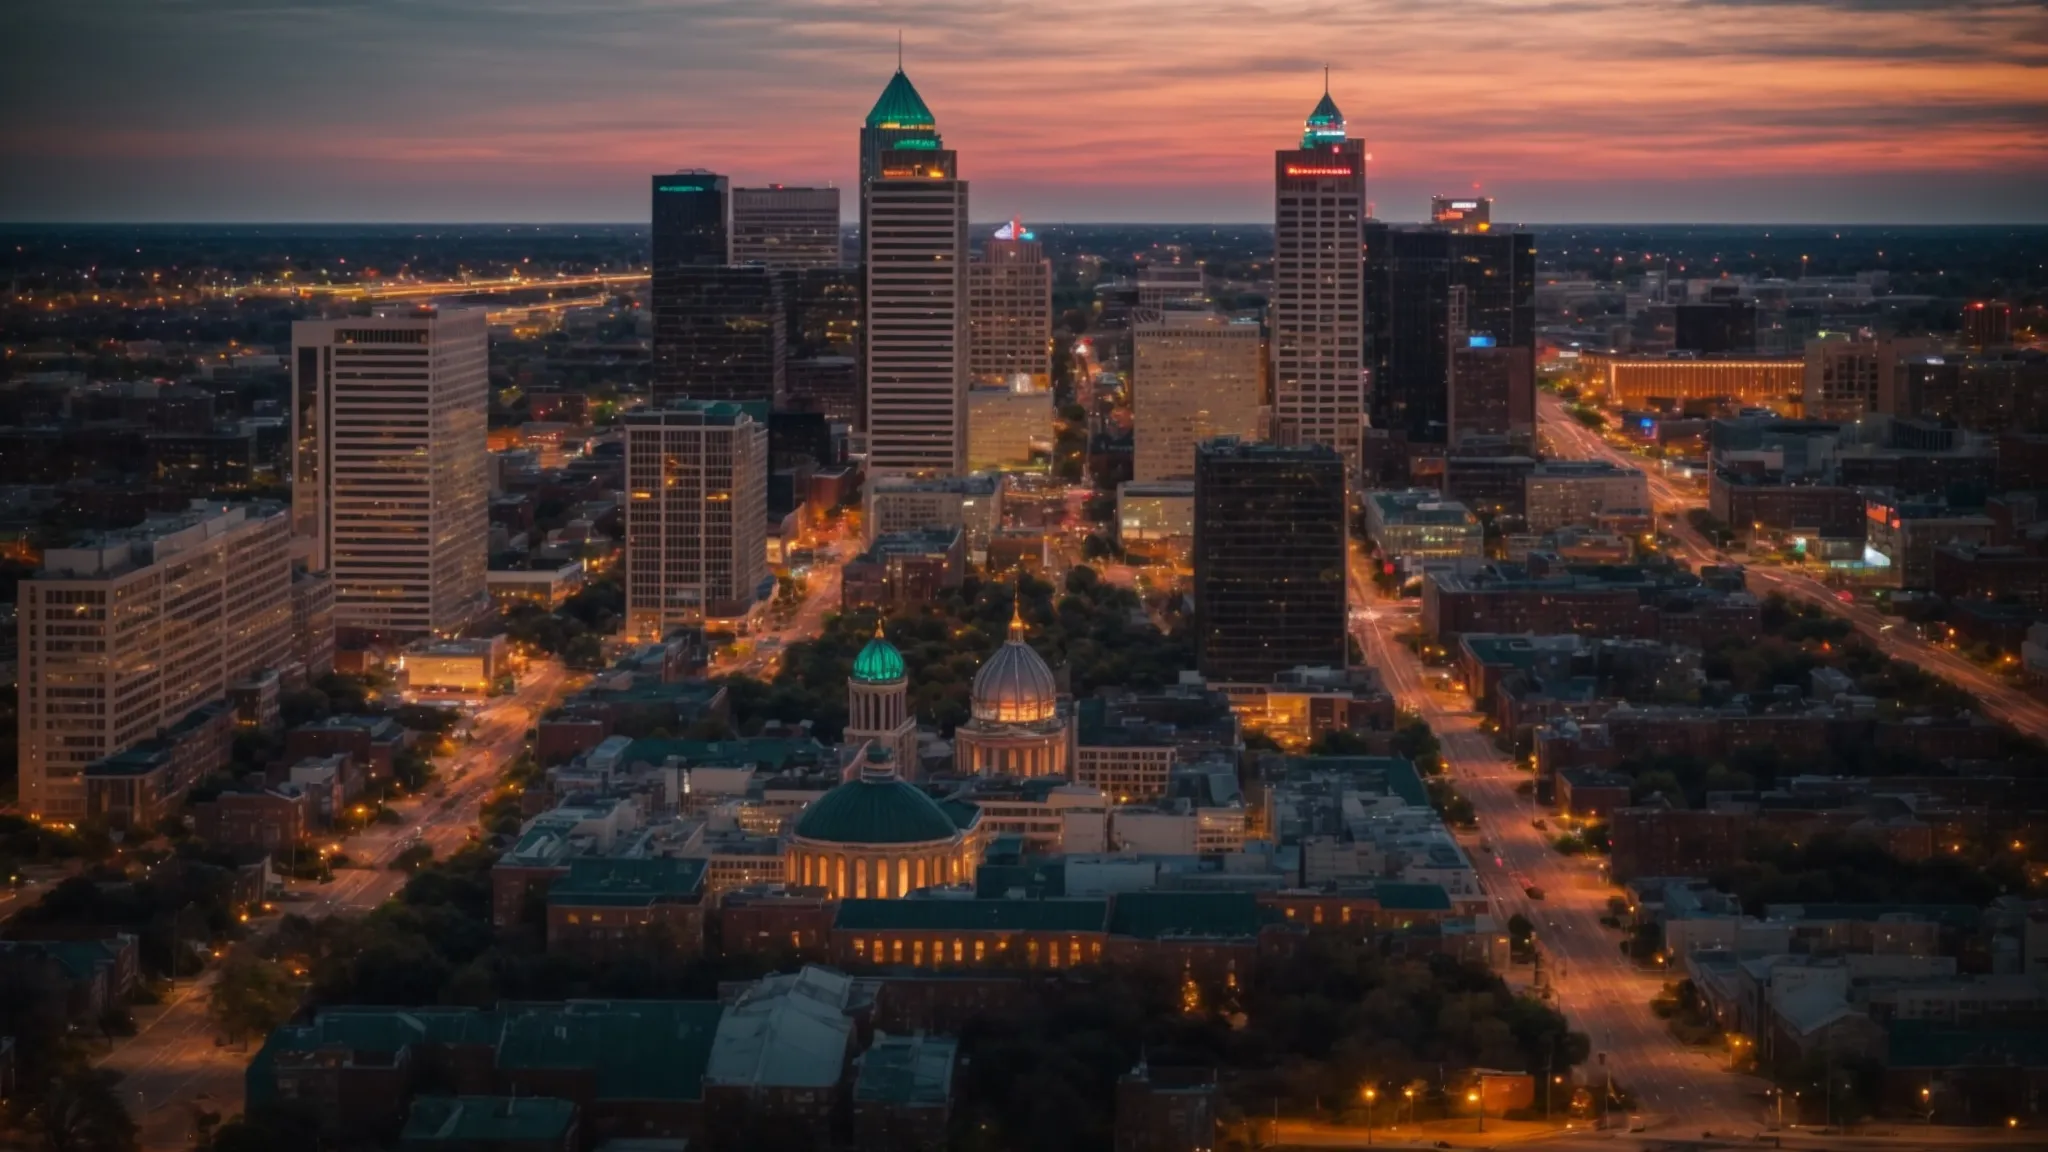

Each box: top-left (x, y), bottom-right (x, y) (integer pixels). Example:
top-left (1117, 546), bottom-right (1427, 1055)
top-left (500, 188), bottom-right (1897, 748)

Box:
top-left (5, 0), bottom-right (2046, 224)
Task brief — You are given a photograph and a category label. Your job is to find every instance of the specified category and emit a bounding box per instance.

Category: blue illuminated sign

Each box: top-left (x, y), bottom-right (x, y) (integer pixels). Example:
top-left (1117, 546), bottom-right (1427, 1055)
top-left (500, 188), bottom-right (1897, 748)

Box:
top-left (1467, 334), bottom-right (1496, 348)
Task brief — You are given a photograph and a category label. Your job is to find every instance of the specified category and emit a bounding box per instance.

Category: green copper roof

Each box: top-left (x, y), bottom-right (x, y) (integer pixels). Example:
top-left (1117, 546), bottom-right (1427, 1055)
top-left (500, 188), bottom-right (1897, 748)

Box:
top-left (1107, 891), bottom-right (1271, 941)
top-left (866, 69), bottom-right (936, 130)
top-left (853, 632), bottom-right (907, 683)
top-left (402, 1096), bottom-right (576, 1144)
top-left (1301, 91), bottom-right (1347, 148)
top-left (792, 773), bottom-right (961, 845)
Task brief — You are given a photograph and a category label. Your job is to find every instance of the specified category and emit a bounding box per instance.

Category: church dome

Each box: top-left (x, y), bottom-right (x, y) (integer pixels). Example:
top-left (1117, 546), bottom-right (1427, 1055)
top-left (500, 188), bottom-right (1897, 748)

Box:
top-left (791, 750), bottom-right (959, 845)
top-left (970, 605), bottom-right (1058, 724)
top-left (852, 623), bottom-right (906, 684)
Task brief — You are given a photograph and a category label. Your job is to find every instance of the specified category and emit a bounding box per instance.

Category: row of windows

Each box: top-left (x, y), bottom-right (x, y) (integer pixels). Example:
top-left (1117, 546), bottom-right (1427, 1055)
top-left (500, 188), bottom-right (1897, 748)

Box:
top-left (849, 935), bottom-right (1100, 968)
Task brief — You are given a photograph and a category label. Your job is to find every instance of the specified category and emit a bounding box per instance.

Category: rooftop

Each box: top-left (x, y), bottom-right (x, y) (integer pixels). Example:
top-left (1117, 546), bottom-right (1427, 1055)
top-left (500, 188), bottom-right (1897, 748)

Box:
top-left (549, 857), bottom-right (707, 907)
top-left (854, 1033), bottom-right (958, 1108)
top-left (1107, 891), bottom-right (1270, 941)
top-left (401, 1096), bottom-right (577, 1145)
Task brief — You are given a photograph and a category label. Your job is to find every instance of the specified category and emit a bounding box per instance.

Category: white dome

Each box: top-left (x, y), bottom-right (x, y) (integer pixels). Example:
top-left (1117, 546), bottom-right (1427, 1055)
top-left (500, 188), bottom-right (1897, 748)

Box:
top-left (970, 606), bottom-right (1059, 724)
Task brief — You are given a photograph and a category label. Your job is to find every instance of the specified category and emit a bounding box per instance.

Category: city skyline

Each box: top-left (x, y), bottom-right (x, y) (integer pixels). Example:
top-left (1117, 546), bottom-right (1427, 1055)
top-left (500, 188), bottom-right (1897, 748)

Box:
top-left (5, 0), bottom-right (2046, 225)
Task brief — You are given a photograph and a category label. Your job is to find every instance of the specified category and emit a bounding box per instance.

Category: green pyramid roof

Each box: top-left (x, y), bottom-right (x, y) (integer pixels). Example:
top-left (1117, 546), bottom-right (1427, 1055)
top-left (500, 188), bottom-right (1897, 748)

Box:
top-left (866, 69), bottom-right (935, 130)
top-left (1302, 91), bottom-right (1347, 147)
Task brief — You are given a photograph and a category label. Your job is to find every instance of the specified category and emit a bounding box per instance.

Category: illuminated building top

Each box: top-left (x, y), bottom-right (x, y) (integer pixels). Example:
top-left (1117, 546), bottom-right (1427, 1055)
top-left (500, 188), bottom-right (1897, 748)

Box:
top-left (866, 69), bottom-right (938, 134)
top-left (1301, 91), bottom-right (1347, 148)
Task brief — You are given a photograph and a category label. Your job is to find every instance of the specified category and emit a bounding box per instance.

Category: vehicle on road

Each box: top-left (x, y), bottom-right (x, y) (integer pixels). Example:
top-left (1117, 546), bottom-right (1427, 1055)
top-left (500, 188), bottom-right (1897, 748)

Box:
top-left (1525, 885), bottom-right (1546, 900)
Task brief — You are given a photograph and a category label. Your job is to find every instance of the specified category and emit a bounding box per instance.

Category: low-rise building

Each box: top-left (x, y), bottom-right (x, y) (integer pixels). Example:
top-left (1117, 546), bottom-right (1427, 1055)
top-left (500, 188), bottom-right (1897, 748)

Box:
top-left (402, 636), bottom-right (510, 698)
top-left (852, 1033), bottom-right (957, 1152)
top-left (1524, 460), bottom-right (1651, 533)
top-left (545, 856), bottom-right (709, 959)
top-left (842, 528), bottom-right (965, 610)
top-left (1365, 489), bottom-right (1483, 572)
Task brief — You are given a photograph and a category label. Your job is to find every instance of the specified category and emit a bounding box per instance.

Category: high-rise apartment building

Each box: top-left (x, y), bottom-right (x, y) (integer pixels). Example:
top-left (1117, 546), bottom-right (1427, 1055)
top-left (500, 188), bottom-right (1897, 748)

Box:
top-left (18, 502), bottom-right (293, 821)
top-left (732, 185), bottom-right (841, 269)
top-left (967, 220), bottom-right (1052, 389)
top-left (1272, 88), bottom-right (1366, 466)
top-left (292, 306), bottom-right (490, 641)
top-left (1133, 313), bottom-right (1264, 481)
top-left (1193, 440), bottom-right (1348, 683)
top-left (623, 401), bottom-right (770, 640)
top-left (863, 81), bottom-right (968, 476)
top-left (1137, 264), bottom-right (1208, 312)
top-left (1363, 222), bottom-right (1536, 473)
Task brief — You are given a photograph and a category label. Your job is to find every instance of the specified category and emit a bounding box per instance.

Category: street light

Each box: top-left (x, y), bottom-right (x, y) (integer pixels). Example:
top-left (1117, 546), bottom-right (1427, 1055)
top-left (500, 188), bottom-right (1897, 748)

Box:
top-left (1468, 1088), bottom-right (1484, 1132)
top-left (1403, 1087), bottom-right (1415, 1127)
top-left (1362, 1087), bottom-right (1376, 1145)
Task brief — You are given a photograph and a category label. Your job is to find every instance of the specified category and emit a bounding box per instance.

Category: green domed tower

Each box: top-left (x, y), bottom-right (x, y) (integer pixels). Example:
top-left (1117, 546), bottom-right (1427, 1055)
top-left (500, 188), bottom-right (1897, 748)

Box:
top-left (846, 621), bottom-right (918, 777)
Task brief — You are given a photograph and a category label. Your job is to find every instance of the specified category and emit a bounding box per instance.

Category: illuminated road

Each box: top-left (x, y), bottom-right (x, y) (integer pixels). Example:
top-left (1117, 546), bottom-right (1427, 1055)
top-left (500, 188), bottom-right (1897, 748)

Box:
top-left (716, 527), bottom-right (850, 679)
top-left (1537, 392), bottom-right (2048, 742)
top-left (1348, 544), bottom-right (1759, 1134)
top-left (98, 663), bottom-right (571, 1150)
top-left (223, 271), bottom-right (649, 301)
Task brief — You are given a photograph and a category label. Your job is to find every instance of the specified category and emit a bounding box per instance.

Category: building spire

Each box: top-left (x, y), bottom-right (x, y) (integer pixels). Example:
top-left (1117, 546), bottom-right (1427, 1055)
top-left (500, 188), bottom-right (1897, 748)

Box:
top-left (1324, 64), bottom-right (1330, 95)
top-left (897, 30), bottom-right (903, 71)
top-left (1009, 598), bottom-right (1026, 642)
top-left (874, 617), bottom-right (887, 640)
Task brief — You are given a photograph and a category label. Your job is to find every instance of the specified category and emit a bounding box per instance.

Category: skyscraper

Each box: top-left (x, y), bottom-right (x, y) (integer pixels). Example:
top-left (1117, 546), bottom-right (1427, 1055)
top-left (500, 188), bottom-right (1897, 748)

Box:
top-left (623, 401), bottom-right (770, 640)
top-left (292, 306), bottom-right (490, 641)
top-left (733, 185), bottom-right (842, 269)
top-left (862, 66), bottom-right (968, 476)
top-left (1133, 313), bottom-right (1264, 481)
top-left (1272, 84), bottom-right (1366, 468)
top-left (1193, 439), bottom-right (1348, 683)
top-left (18, 502), bottom-right (294, 822)
top-left (650, 172), bottom-right (787, 406)
top-left (651, 171), bottom-right (729, 271)
top-left (967, 220), bottom-right (1052, 389)
top-left (1362, 221), bottom-right (1536, 478)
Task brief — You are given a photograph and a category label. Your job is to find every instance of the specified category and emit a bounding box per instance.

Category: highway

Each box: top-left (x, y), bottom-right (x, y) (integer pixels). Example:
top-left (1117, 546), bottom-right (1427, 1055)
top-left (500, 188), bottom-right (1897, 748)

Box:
top-left (1537, 392), bottom-right (2048, 742)
top-left (97, 661), bottom-right (571, 1150)
top-left (1347, 544), bottom-right (1760, 1134)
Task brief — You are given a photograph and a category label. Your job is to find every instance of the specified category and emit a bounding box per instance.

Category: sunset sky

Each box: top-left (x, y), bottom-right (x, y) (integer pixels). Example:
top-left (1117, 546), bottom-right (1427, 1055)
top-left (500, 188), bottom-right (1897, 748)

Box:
top-left (4, 0), bottom-right (2046, 223)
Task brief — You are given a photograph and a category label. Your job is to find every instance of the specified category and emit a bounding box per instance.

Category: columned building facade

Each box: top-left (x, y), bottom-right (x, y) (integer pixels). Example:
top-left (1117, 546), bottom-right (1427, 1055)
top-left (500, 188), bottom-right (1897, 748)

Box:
top-left (845, 625), bottom-right (920, 775)
top-left (953, 607), bottom-right (1073, 778)
top-left (784, 747), bottom-right (982, 899)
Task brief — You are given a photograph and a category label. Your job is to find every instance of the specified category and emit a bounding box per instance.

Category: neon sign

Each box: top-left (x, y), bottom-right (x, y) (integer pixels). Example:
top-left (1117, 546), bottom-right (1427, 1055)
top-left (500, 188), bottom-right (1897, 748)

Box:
top-left (657, 184), bottom-right (707, 193)
top-left (1285, 165), bottom-right (1355, 177)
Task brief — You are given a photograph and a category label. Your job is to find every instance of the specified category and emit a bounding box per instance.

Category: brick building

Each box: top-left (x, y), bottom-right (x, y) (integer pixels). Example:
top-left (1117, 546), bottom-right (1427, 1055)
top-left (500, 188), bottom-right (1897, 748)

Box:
top-left (1609, 801), bottom-right (1747, 882)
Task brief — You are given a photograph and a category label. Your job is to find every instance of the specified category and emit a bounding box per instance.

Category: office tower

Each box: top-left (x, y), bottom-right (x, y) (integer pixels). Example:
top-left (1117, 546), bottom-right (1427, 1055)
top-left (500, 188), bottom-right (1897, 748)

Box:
top-left (967, 388), bottom-right (1052, 472)
top-left (1676, 300), bottom-right (1758, 355)
top-left (1446, 286), bottom-right (1534, 446)
top-left (623, 401), bottom-right (769, 641)
top-left (1964, 300), bottom-right (2013, 350)
top-left (968, 220), bottom-right (1052, 389)
top-left (1430, 195), bottom-right (1493, 232)
top-left (652, 265), bottom-right (787, 406)
top-left (865, 141), bottom-right (969, 476)
top-left (733, 186), bottom-right (841, 269)
top-left (292, 306), bottom-right (490, 641)
top-left (17, 502), bottom-right (293, 822)
top-left (651, 171), bottom-right (729, 271)
top-left (1363, 221), bottom-right (1536, 474)
top-left (785, 266), bottom-right (864, 357)
top-left (1272, 85), bottom-right (1366, 466)
top-left (1133, 313), bottom-right (1264, 481)
top-left (1192, 440), bottom-right (1347, 683)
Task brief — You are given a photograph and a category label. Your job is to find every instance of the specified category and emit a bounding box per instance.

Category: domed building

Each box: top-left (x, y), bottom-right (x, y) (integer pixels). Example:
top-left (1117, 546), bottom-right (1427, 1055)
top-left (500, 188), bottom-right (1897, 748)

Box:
top-left (954, 605), bottom-right (1073, 778)
top-left (844, 623), bottom-right (920, 776)
top-left (785, 746), bottom-right (982, 899)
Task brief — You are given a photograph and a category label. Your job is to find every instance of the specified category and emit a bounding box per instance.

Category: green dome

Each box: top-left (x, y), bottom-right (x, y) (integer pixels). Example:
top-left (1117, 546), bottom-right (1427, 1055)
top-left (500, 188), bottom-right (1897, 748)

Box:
top-left (852, 633), bottom-right (906, 684)
top-left (866, 69), bottom-right (935, 130)
top-left (792, 768), bottom-right (959, 846)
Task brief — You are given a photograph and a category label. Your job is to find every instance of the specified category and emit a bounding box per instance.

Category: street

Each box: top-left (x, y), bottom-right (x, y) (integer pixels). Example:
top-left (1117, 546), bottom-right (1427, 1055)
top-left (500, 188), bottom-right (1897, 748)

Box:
top-left (94, 660), bottom-right (571, 1150)
top-left (1536, 392), bottom-right (2048, 743)
top-left (1347, 545), bottom-right (1761, 1134)
top-left (716, 526), bottom-right (849, 679)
